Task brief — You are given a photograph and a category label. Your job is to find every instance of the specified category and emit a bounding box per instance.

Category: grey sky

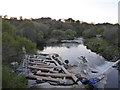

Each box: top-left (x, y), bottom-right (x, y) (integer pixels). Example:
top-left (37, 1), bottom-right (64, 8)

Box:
top-left (0, 0), bottom-right (119, 24)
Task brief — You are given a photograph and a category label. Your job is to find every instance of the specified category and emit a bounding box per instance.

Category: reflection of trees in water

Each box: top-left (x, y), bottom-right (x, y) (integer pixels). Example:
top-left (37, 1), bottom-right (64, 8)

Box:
top-left (62, 43), bottom-right (79, 48)
top-left (37, 43), bottom-right (45, 50)
top-left (44, 43), bottom-right (79, 48)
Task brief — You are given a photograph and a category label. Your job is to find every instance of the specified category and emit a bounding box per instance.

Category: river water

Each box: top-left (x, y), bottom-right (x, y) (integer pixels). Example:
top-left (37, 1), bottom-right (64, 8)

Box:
top-left (38, 38), bottom-right (119, 88)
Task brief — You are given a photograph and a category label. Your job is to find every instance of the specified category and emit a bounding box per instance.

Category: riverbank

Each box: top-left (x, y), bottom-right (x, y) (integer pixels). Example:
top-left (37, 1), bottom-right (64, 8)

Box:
top-left (84, 38), bottom-right (119, 61)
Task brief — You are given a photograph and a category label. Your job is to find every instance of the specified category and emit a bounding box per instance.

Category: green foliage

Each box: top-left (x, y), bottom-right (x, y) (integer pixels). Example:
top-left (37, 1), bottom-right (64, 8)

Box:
top-left (17, 21), bottom-right (37, 42)
top-left (103, 26), bottom-right (118, 45)
top-left (96, 27), bottom-right (104, 34)
top-left (4, 17), bottom-right (119, 46)
top-left (37, 31), bottom-right (44, 43)
top-left (2, 32), bottom-right (18, 61)
top-left (33, 21), bottom-right (50, 39)
top-left (51, 29), bottom-right (65, 40)
top-left (3, 18), bottom-right (119, 53)
top-left (2, 20), bottom-right (16, 35)
top-left (2, 20), bottom-right (36, 62)
top-left (82, 28), bottom-right (97, 38)
top-left (17, 36), bottom-right (36, 54)
top-left (18, 21), bottom-right (35, 28)
top-left (2, 32), bottom-right (36, 61)
top-left (2, 65), bottom-right (28, 88)
top-left (65, 29), bottom-right (76, 40)
top-left (84, 38), bottom-right (119, 61)
top-left (51, 29), bottom-right (76, 40)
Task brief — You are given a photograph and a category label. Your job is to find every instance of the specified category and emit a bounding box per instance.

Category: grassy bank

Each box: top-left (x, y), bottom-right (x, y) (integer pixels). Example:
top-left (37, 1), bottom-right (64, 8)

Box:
top-left (84, 38), bottom-right (119, 61)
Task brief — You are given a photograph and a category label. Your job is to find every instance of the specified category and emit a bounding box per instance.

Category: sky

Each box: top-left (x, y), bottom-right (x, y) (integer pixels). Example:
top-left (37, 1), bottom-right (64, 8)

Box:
top-left (0, 0), bottom-right (119, 24)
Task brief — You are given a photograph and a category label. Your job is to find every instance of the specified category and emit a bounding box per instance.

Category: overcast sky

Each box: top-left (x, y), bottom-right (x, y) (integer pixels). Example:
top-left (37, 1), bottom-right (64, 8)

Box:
top-left (0, 0), bottom-right (119, 24)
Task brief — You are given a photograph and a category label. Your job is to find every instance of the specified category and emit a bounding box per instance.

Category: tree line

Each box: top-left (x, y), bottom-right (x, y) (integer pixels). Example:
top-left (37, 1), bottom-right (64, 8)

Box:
top-left (2, 17), bottom-right (119, 62)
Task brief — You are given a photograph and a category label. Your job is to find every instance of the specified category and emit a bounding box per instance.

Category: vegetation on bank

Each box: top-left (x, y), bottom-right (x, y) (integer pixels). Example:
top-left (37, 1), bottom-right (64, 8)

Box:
top-left (82, 23), bottom-right (119, 61)
top-left (2, 19), bottom-right (36, 88)
top-left (2, 65), bottom-right (28, 88)
top-left (2, 20), bottom-right (36, 62)
top-left (84, 38), bottom-right (119, 61)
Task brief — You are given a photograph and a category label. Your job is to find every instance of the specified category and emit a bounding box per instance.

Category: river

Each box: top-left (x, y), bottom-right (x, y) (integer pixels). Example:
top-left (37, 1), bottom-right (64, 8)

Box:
top-left (37, 38), bottom-right (119, 88)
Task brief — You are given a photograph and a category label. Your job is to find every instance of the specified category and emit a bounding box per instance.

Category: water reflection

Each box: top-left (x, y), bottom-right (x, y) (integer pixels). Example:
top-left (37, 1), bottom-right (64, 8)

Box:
top-left (39, 43), bottom-right (106, 67)
top-left (44, 43), bottom-right (79, 48)
top-left (38, 42), bottom-right (119, 88)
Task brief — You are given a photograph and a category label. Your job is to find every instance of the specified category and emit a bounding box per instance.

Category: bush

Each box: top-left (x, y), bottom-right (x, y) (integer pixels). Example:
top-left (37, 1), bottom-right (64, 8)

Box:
top-left (51, 29), bottom-right (65, 40)
top-left (65, 29), bottom-right (76, 40)
top-left (2, 20), bottom-right (36, 62)
top-left (2, 65), bottom-right (28, 88)
top-left (103, 26), bottom-right (118, 46)
top-left (82, 28), bottom-right (97, 38)
top-left (84, 38), bottom-right (119, 61)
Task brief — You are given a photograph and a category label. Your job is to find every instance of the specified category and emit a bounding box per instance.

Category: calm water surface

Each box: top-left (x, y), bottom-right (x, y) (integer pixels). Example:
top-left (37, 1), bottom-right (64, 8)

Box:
top-left (38, 39), bottom-right (119, 88)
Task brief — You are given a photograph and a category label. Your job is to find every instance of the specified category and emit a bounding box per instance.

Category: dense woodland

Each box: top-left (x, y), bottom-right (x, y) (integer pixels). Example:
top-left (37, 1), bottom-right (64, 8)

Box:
top-left (1, 16), bottom-right (120, 88)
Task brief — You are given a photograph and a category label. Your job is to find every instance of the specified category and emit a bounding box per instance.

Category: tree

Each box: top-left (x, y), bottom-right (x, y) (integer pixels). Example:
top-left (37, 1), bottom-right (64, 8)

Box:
top-left (2, 20), bottom-right (36, 62)
top-left (19, 16), bottom-right (23, 20)
top-left (65, 18), bottom-right (75, 23)
top-left (103, 26), bottom-right (118, 45)
top-left (95, 26), bottom-right (105, 34)
top-left (33, 21), bottom-right (50, 39)
top-left (36, 31), bottom-right (44, 43)
top-left (51, 29), bottom-right (65, 40)
top-left (17, 37), bottom-right (36, 54)
top-left (17, 21), bottom-right (37, 42)
top-left (2, 32), bottom-right (18, 61)
top-left (4, 15), bottom-right (8, 19)
top-left (65, 29), bottom-right (76, 39)
top-left (2, 20), bottom-right (16, 35)
top-left (82, 28), bottom-right (97, 38)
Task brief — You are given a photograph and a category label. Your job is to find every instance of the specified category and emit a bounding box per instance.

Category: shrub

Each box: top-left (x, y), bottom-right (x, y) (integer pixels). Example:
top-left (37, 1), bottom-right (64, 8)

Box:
top-left (2, 65), bottom-right (28, 88)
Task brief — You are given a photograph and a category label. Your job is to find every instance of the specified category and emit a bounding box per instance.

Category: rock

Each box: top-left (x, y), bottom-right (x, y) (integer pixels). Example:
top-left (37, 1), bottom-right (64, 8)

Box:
top-left (64, 60), bottom-right (69, 64)
top-left (11, 62), bottom-right (18, 66)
